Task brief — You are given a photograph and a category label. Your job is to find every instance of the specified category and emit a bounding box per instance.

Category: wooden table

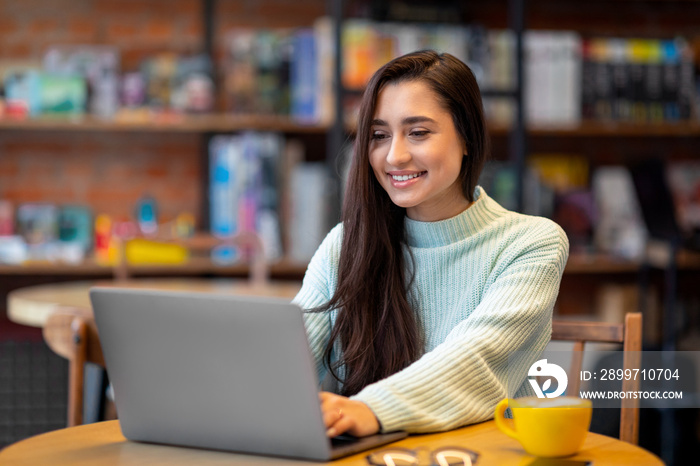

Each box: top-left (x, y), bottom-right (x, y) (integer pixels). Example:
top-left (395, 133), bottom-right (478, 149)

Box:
top-left (7, 278), bottom-right (303, 328)
top-left (0, 419), bottom-right (663, 465)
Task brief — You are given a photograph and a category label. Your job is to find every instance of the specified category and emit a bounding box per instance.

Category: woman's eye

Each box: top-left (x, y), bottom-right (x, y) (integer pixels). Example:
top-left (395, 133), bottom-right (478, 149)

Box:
top-left (371, 132), bottom-right (389, 140)
top-left (410, 130), bottom-right (430, 138)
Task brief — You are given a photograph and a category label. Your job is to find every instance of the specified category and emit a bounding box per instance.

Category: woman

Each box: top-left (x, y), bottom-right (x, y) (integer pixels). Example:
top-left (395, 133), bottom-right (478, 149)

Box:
top-left (292, 51), bottom-right (569, 438)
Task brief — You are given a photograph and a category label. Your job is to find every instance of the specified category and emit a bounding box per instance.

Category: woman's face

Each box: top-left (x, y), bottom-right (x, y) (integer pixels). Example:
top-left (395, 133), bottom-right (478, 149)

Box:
top-left (369, 80), bottom-right (470, 222)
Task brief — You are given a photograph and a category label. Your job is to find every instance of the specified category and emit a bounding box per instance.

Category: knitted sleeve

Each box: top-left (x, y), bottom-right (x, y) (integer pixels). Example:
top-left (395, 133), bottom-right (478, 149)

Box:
top-left (291, 224), bottom-right (342, 385)
top-left (352, 222), bottom-right (569, 433)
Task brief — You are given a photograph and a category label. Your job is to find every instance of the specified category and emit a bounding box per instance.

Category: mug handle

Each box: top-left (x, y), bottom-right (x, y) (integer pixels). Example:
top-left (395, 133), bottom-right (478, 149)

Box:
top-left (494, 399), bottom-right (519, 440)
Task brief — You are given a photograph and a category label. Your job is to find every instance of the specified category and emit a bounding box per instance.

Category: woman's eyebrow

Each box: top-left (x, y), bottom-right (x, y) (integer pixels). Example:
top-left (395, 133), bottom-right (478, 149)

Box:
top-left (370, 116), bottom-right (437, 126)
top-left (402, 116), bottom-right (437, 125)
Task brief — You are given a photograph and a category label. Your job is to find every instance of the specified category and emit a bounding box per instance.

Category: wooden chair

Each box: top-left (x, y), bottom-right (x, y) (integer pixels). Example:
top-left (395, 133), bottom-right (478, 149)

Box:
top-left (43, 306), bottom-right (106, 427)
top-left (551, 312), bottom-right (643, 445)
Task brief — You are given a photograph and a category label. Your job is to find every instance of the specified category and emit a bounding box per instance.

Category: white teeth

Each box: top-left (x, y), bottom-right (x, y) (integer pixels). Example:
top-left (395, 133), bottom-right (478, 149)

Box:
top-left (392, 172), bottom-right (422, 181)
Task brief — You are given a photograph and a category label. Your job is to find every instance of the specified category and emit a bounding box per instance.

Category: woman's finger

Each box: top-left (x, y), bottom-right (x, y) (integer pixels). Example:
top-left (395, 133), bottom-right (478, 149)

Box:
top-left (326, 411), bottom-right (354, 438)
top-left (321, 404), bottom-right (344, 428)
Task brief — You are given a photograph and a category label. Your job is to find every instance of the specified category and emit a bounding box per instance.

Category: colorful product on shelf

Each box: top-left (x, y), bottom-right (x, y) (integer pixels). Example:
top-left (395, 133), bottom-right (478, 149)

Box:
top-left (94, 214), bottom-right (118, 266)
top-left (57, 205), bottom-right (93, 262)
top-left (135, 196), bottom-right (158, 236)
top-left (223, 21), bottom-right (334, 124)
top-left (43, 45), bottom-right (119, 118)
top-left (16, 203), bottom-right (58, 246)
top-left (124, 238), bottom-right (188, 265)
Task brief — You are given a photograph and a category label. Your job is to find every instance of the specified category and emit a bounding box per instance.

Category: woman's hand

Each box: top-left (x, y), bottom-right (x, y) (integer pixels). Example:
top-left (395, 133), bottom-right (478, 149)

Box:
top-left (319, 391), bottom-right (380, 438)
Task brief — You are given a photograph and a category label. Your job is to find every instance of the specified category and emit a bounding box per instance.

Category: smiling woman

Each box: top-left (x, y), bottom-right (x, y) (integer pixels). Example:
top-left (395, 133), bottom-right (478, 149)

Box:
top-left (292, 51), bottom-right (569, 439)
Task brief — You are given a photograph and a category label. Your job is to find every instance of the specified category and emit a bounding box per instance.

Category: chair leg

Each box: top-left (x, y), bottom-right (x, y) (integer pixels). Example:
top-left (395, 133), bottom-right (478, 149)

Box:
top-left (67, 318), bottom-right (88, 427)
top-left (67, 360), bottom-right (84, 427)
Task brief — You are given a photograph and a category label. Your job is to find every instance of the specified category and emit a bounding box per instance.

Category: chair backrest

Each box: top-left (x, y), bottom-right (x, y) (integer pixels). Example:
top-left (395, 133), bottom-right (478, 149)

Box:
top-left (551, 312), bottom-right (642, 445)
top-left (43, 307), bottom-right (105, 426)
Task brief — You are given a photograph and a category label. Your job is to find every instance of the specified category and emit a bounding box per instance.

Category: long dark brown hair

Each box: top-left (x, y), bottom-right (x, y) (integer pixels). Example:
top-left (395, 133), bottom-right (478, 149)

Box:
top-left (316, 51), bottom-right (489, 396)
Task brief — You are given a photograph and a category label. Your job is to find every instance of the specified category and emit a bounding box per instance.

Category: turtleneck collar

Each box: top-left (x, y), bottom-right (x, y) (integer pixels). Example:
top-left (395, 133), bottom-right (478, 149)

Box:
top-left (404, 187), bottom-right (507, 248)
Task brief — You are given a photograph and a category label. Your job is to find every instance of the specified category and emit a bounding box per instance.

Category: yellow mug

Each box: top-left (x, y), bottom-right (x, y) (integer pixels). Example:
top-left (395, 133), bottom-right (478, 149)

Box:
top-left (494, 396), bottom-right (592, 457)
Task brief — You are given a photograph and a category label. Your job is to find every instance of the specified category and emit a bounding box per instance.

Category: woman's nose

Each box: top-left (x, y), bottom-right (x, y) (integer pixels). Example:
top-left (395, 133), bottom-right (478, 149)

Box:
top-left (386, 137), bottom-right (411, 166)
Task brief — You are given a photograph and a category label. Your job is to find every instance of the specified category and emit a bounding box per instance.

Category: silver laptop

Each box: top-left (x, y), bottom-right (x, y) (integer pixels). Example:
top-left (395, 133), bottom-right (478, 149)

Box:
top-left (90, 287), bottom-right (407, 461)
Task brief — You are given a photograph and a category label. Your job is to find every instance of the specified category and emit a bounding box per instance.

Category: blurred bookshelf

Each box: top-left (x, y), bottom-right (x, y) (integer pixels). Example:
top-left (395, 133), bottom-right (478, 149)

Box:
top-left (0, 1), bottom-right (699, 305)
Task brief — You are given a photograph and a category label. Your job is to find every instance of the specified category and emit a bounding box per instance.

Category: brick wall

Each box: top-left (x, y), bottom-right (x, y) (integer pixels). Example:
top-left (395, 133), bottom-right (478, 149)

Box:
top-left (0, 0), bottom-right (326, 226)
top-left (0, 131), bottom-right (203, 223)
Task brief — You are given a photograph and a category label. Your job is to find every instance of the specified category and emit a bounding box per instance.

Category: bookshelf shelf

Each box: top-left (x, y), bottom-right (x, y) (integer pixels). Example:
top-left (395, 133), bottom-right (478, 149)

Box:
top-left (486, 121), bottom-right (700, 138)
top-left (0, 257), bottom-right (310, 277)
top-left (5, 253), bottom-right (697, 277)
top-left (564, 253), bottom-right (641, 274)
top-left (0, 114), bottom-right (330, 134)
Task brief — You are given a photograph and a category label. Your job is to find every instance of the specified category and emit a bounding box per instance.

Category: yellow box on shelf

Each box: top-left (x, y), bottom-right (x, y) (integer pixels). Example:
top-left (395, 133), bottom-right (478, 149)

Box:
top-left (124, 238), bottom-right (189, 265)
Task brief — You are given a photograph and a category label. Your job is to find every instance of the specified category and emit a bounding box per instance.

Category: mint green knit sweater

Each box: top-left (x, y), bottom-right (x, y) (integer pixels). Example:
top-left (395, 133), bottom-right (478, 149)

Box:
top-left (292, 187), bottom-right (569, 433)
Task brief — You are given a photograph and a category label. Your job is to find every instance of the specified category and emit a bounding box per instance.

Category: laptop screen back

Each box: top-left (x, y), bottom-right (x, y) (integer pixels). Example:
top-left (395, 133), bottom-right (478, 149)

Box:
top-left (91, 287), bottom-right (331, 460)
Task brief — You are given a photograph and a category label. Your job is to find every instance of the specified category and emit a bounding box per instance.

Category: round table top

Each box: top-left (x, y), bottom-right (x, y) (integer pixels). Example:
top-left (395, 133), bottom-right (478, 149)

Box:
top-left (7, 278), bottom-right (303, 328)
top-left (0, 420), bottom-right (663, 466)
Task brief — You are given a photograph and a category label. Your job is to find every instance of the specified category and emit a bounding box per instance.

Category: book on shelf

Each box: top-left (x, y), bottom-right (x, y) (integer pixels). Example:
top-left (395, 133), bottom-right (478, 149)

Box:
top-left (525, 31), bottom-right (582, 127)
top-left (485, 29), bottom-right (516, 126)
top-left (211, 137), bottom-right (332, 265)
top-left (224, 30), bottom-right (258, 114)
top-left (279, 139), bottom-right (305, 257)
top-left (288, 162), bottom-right (331, 264)
top-left (582, 37), bottom-right (697, 124)
top-left (290, 28), bottom-right (317, 123)
top-left (661, 39), bottom-right (681, 122)
top-left (209, 132), bottom-right (286, 264)
top-left (678, 38), bottom-right (696, 121)
top-left (258, 30), bottom-right (292, 115)
top-left (255, 133), bottom-right (285, 261)
top-left (313, 16), bottom-right (336, 126)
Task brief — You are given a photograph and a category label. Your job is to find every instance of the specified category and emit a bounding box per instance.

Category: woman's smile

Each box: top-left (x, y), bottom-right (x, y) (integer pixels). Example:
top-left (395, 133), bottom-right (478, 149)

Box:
top-left (388, 170), bottom-right (427, 187)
